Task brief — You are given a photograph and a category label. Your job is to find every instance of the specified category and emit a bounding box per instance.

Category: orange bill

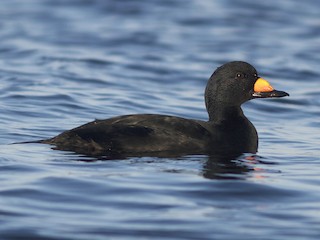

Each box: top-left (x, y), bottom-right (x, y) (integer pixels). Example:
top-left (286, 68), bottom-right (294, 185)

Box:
top-left (252, 78), bottom-right (289, 98)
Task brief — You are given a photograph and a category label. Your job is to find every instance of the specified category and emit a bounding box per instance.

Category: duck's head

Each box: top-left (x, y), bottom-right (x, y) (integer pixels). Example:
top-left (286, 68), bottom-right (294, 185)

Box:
top-left (205, 61), bottom-right (289, 115)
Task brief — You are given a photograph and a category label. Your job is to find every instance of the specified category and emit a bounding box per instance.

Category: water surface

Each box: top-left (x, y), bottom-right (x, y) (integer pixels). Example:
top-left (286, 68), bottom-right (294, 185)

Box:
top-left (0, 0), bottom-right (319, 239)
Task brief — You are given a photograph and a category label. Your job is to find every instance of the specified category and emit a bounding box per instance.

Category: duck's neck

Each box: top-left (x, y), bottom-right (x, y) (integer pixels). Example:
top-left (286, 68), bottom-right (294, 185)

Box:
top-left (207, 105), bottom-right (245, 123)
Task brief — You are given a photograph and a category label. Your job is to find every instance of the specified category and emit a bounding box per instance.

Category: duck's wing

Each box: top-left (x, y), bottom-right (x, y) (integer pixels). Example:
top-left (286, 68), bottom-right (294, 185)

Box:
top-left (45, 114), bottom-right (211, 156)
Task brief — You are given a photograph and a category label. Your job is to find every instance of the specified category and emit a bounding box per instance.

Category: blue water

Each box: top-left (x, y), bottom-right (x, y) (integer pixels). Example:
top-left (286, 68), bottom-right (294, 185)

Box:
top-left (0, 0), bottom-right (319, 239)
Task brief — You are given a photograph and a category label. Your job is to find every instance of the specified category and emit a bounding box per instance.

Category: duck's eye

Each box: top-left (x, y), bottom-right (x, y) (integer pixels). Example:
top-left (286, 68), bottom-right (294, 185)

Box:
top-left (254, 73), bottom-right (258, 78)
top-left (236, 73), bottom-right (243, 78)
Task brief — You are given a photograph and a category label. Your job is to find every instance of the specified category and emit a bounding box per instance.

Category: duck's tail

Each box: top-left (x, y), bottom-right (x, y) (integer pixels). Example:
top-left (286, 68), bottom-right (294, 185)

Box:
top-left (11, 139), bottom-right (51, 145)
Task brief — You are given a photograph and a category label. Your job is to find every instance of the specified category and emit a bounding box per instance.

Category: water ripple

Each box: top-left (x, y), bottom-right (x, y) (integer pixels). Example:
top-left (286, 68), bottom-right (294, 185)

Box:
top-left (0, 0), bottom-right (319, 239)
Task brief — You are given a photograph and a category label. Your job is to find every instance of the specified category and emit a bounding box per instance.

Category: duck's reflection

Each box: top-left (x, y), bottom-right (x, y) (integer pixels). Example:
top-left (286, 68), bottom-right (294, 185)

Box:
top-left (73, 151), bottom-right (271, 180)
top-left (202, 153), bottom-right (258, 179)
top-left (203, 153), bottom-right (280, 179)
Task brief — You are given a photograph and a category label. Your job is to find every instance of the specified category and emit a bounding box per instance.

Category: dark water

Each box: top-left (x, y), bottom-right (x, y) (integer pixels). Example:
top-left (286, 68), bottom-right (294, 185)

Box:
top-left (0, 0), bottom-right (319, 239)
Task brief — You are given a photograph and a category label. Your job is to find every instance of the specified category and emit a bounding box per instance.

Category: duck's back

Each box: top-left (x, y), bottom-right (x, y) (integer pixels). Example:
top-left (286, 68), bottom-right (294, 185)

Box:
top-left (44, 114), bottom-right (212, 156)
